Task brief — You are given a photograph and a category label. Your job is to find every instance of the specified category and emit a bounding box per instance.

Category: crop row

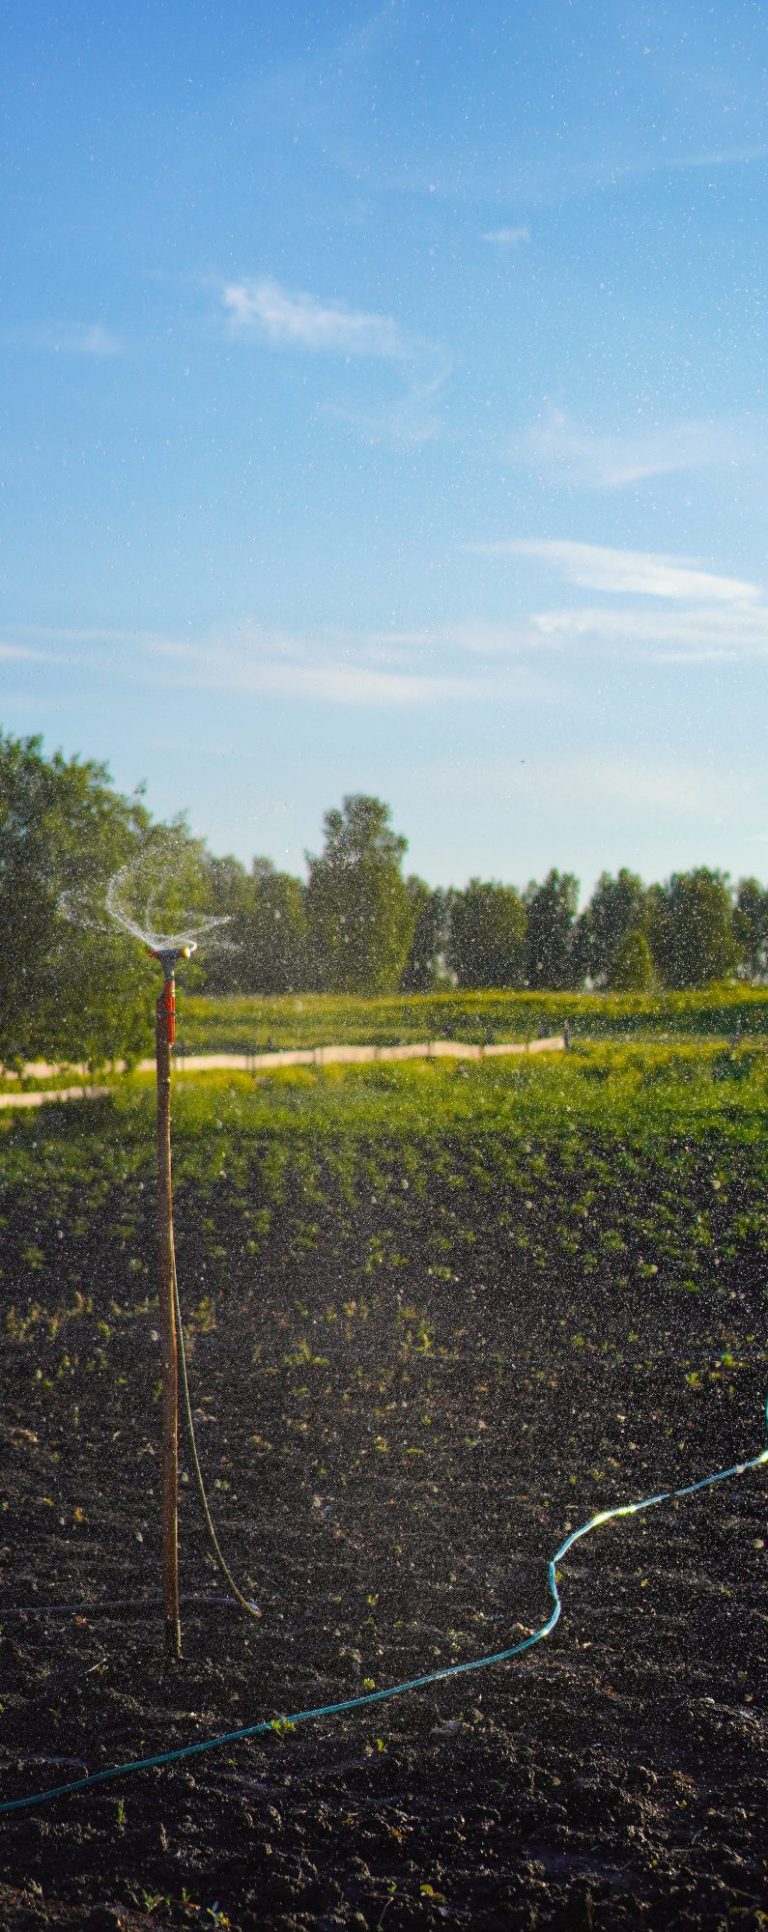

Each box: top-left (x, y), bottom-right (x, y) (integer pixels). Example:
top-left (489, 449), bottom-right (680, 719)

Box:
top-left (1, 1048), bottom-right (766, 1363)
top-left (179, 985), bottom-right (768, 1054)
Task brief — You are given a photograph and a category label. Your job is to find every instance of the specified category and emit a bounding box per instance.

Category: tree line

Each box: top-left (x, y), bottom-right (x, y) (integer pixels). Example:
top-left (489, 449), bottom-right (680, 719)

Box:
top-left (2, 731), bottom-right (767, 1063)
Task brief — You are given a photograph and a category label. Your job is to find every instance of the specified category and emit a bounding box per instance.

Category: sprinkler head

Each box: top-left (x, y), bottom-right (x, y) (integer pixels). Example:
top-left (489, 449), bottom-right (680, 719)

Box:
top-left (148, 942), bottom-right (197, 980)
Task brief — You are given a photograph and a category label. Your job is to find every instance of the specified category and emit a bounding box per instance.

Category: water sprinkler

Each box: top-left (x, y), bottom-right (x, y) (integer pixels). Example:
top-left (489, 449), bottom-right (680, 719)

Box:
top-left (148, 943), bottom-right (196, 1052)
top-left (97, 850), bottom-right (234, 1660)
top-left (147, 945), bottom-right (196, 1661)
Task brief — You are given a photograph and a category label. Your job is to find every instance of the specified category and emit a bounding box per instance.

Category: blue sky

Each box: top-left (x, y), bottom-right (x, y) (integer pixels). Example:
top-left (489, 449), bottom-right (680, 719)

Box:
top-left (3, 0), bottom-right (768, 895)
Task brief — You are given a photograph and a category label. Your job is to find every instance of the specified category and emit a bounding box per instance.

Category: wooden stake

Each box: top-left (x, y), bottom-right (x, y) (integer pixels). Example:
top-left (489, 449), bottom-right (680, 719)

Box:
top-left (156, 985), bottom-right (181, 1661)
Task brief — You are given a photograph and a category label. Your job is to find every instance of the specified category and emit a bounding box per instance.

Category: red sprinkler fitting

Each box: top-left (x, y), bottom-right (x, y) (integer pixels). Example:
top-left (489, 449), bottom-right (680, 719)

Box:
top-left (148, 943), bottom-right (194, 1048)
top-left (163, 976), bottom-right (176, 1046)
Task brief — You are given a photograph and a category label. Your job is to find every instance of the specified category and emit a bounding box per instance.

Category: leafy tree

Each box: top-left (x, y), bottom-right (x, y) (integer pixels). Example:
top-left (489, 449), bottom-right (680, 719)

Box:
top-left (197, 856), bottom-right (310, 994)
top-left (579, 869), bottom-right (649, 986)
top-left (650, 869), bottom-right (736, 988)
top-left (0, 732), bottom-right (153, 1064)
top-left (400, 880), bottom-right (448, 992)
top-left (447, 879), bottom-right (527, 989)
top-left (734, 877), bottom-right (768, 981)
top-left (195, 853), bottom-right (252, 995)
top-left (525, 870), bottom-right (581, 989)
top-left (246, 859), bottom-right (309, 993)
top-left (609, 927), bottom-right (656, 992)
top-left (305, 795), bottom-right (416, 994)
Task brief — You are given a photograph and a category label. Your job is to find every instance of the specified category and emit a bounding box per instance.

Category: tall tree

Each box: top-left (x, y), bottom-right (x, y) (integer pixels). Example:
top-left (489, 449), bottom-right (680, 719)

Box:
top-left (447, 879), bottom-right (527, 989)
top-left (0, 732), bottom-right (153, 1064)
top-left (650, 869), bottom-right (736, 988)
top-left (305, 795), bottom-right (416, 994)
top-left (609, 928), bottom-right (656, 992)
top-left (579, 869), bottom-right (649, 986)
top-left (196, 853), bottom-right (252, 995)
top-left (734, 877), bottom-right (768, 981)
top-left (525, 870), bottom-right (581, 989)
top-left (198, 857), bottom-right (309, 995)
top-left (400, 880), bottom-right (448, 992)
top-left (247, 859), bottom-right (309, 993)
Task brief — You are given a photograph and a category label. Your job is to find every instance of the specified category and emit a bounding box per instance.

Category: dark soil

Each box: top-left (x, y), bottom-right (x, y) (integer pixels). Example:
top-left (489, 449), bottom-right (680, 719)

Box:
top-left (1, 1136), bottom-right (767, 1928)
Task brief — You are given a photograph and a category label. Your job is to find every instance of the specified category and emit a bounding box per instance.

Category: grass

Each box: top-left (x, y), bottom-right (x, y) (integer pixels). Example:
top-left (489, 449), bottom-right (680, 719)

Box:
top-left (179, 984), bottom-right (768, 1054)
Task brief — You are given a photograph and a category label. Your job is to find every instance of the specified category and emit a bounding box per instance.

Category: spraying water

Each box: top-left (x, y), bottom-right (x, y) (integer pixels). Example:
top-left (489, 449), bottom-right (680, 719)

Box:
top-left (104, 840), bottom-right (232, 957)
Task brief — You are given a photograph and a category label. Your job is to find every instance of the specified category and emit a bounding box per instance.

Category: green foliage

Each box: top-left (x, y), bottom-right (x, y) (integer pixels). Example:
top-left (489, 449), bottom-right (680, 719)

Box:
top-left (525, 870), bottom-right (580, 990)
top-left (608, 927), bottom-right (656, 992)
top-left (400, 879), bottom-right (447, 992)
top-left (201, 856), bottom-right (308, 995)
top-left (649, 869), bottom-right (737, 989)
top-left (305, 795), bottom-right (416, 994)
top-left (3, 1044), bottom-right (768, 1335)
top-left (0, 732), bottom-right (156, 1065)
top-left (579, 869), bottom-right (650, 985)
top-left (2, 738), bottom-right (766, 1067)
top-left (446, 879), bottom-right (527, 989)
top-left (734, 877), bottom-right (768, 980)
top-left (180, 983), bottom-right (768, 1054)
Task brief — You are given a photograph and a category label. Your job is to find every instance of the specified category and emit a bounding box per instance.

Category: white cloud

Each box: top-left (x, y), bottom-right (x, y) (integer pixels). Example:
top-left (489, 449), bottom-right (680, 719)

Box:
top-left (324, 351), bottom-right (452, 447)
top-left (513, 406), bottom-right (750, 490)
top-left (14, 618), bottom-right (545, 707)
top-left (533, 601), bottom-right (768, 660)
top-left (219, 273), bottom-right (450, 444)
top-left (633, 142), bottom-right (768, 179)
top-left (39, 323), bottom-right (125, 357)
top-left (471, 538), bottom-right (761, 603)
top-left (221, 277), bottom-right (402, 358)
top-left (482, 225), bottom-right (530, 248)
top-left (151, 629), bottom-right (543, 707)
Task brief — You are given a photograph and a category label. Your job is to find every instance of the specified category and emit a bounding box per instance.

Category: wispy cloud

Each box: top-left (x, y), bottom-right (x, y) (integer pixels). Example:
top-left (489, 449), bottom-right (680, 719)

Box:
top-left (15, 541), bottom-right (768, 724)
top-left (627, 141), bottom-right (768, 180)
top-left (460, 537), bottom-right (768, 664)
top-left (35, 322), bottom-right (125, 357)
top-left (482, 225), bottom-right (530, 248)
top-left (151, 626), bottom-right (539, 706)
top-left (222, 277), bottom-right (402, 357)
top-left (15, 618), bottom-right (546, 709)
top-left (512, 406), bottom-right (751, 490)
top-left (532, 602), bottom-right (768, 662)
top-left (219, 273), bottom-right (450, 444)
top-left (469, 539), bottom-right (760, 603)
top-left (324, 351), bottom-right (452, 447)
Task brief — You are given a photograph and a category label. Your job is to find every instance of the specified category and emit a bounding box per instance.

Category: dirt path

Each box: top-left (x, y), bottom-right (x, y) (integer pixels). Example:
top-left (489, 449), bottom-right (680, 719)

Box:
top-left (0, 1085), bottom-right (111, 1111)
top-left (0, 1035), bottom-right (564, 1107)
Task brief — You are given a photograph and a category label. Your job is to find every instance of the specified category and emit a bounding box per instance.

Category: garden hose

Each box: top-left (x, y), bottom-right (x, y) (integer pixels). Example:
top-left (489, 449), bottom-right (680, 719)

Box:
top-left (173, 1257), bottom-right (261, 1622)
top-left (2, 1397), bottom-right (766, 1817)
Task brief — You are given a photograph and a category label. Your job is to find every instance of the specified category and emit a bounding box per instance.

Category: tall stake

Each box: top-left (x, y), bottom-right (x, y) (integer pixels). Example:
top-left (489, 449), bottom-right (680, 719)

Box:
top-left (156, 964), bottom-right (181, 1661)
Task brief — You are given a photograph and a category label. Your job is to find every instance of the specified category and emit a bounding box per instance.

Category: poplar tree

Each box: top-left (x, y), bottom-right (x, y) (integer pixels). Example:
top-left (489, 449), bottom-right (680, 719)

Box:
top-left (305, 795), bottom-right (415, 994)
top-left (447, 880), bottom-right (527, 989)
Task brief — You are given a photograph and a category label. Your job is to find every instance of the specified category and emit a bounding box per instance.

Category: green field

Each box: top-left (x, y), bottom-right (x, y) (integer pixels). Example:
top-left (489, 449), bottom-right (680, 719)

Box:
top-left (179, 984), bottom-right (768, 1055)
top-left (3, 1042), bottom-right (767, 1348)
